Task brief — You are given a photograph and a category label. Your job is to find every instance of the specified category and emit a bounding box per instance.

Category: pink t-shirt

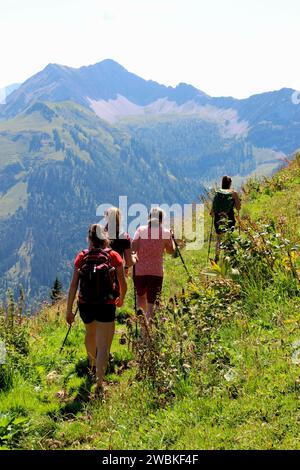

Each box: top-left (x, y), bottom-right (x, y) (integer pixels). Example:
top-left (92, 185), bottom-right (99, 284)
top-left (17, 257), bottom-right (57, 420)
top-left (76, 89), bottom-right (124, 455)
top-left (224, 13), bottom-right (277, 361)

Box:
top-left (133, 225), bottom-right (173, 277)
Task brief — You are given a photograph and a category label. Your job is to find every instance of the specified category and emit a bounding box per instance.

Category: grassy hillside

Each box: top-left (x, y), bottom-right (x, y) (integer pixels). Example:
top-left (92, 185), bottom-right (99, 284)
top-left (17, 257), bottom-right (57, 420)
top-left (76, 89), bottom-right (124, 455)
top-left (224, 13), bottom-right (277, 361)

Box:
top-left (0, 154), bottom-right (299, 450)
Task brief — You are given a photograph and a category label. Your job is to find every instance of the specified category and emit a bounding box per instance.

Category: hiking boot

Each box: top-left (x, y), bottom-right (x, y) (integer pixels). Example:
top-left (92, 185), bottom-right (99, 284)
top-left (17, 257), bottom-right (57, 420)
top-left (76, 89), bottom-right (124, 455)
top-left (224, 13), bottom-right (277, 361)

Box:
top-left (89, 385), bottom-right (101, 399)
top-left (94, 385), bottom-right (104, 397)
top-left (90, 384), bottom-right (107, 401)
top-left (87, 366), bottom-right (96, 381)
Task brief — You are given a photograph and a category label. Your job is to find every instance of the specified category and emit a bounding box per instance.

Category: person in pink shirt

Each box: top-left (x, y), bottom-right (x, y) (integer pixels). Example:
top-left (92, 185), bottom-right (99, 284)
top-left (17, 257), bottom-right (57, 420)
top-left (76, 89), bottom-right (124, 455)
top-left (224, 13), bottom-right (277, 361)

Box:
top-left (132, 208), bottom-right (175, 322)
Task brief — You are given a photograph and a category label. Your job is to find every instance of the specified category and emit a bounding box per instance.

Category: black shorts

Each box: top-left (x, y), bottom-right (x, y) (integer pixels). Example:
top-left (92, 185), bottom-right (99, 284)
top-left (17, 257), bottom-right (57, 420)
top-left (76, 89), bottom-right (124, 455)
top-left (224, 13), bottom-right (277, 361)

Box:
top-left (78, 303), bottom-right (116, 324)
top-left (214, 211), bottom-right (236, 235)
top-left (134, 275), bottom-right (163, 304)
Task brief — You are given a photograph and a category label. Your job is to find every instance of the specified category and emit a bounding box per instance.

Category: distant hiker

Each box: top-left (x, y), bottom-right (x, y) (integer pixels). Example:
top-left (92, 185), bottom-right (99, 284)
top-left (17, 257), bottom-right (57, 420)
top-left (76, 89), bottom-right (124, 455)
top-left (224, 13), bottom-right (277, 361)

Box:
top-left (132, 208), bottom-right (175, 324)
top-left (66, 224), bottom-right (127, 395)
top-left (104, 207), bottom-right (137, 272)
top-left (210, 176), bottom-right (241, 262)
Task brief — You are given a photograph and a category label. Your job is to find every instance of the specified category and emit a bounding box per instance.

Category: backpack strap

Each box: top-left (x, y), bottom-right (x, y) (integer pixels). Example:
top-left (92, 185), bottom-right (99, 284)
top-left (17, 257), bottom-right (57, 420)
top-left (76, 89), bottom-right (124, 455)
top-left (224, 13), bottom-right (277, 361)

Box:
top-left (81, 247), bottom-right (112, 258)
top-left (76, 250), bottom-right (89, 273)
top-left (103, 247), bottom-right (113, 266)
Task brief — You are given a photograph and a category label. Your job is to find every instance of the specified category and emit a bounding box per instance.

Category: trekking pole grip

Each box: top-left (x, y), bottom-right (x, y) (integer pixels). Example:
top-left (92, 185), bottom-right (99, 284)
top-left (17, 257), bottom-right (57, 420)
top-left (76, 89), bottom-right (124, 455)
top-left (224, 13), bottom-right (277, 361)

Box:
top-left (171, 231), bottom-right (192, 281)
top-left (60, 305), bottom-right (78, 353)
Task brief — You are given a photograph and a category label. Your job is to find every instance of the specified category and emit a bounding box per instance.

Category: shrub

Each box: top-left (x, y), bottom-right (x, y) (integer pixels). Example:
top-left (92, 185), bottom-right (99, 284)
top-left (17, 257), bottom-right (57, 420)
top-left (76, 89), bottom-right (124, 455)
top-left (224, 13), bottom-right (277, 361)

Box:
top-left (126, 279), bottom-right (240, 405)
top-left (0, 289), bottom-right (30, 387)
top-left (0, 413), bottom-right (29, 449)
top-left (220, 217), bottom-right (300, 287)
top-left (0, 363), bottom-right (13, 392)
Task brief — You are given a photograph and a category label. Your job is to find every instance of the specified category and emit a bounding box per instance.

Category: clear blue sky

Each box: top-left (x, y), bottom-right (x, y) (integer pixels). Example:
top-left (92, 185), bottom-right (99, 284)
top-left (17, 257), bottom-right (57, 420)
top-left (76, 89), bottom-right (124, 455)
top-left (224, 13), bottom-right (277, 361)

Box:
top-left (0, 0), bottom-right (299, 97)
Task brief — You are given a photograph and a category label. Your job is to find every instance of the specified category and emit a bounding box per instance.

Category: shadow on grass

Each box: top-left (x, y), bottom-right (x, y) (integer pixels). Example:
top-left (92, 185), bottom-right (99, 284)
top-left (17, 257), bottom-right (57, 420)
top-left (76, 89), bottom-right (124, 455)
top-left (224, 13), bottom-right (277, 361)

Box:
top-left (55, 354), bottom-right (132, 418)
top-left (74, 357), bottom-right (90, 378)
top-left (51, 358), bottom-right (95, 418)
top-left (59, 377), bottom-right (94, 417)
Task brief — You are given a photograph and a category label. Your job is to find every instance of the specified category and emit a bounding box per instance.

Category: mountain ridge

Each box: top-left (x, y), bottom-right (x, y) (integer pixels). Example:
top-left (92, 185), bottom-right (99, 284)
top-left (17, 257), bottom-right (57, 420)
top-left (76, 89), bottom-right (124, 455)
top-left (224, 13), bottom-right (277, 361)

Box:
top-left (3, 59), bottom-right (300, 156)
top-left (0, 83), bottom-right (20, 105)
top-left (4, 59), bottom-right (295, 115)
top-left (3, 59), bottom-right (206, 118)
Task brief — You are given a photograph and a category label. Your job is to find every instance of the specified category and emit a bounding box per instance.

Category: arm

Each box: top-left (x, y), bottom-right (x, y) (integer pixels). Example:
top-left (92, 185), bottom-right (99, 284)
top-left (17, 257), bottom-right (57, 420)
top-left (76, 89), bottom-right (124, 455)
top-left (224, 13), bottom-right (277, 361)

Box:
top-left (131, 236), bottom-right (140, 254)
top-left (116, 265), bottom-right (127, 308)
top-left (165, 233), bottom-right (176, 255)
top-left (232, 191), bottom-right (241, 211)
top-left (124, 248), bottom-right (137, 267)
top-left (66, 268), bottom-right (80, 324)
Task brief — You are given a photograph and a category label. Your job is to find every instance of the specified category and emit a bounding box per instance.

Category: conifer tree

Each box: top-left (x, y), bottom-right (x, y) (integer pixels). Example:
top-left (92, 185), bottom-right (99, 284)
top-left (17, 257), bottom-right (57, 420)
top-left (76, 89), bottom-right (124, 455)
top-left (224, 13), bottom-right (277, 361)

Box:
top-left (6, 289), bottom-right (15, 328)
top-left (17, 286), bottom-right (25, 322)
top-left (50, 277), bottom-right (63, 304)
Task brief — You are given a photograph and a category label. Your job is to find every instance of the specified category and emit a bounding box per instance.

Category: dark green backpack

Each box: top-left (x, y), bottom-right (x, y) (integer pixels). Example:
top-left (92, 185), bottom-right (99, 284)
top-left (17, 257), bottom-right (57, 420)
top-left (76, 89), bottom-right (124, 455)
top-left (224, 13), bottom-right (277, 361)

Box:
top-left (212, 189), bottom-right (235, 214)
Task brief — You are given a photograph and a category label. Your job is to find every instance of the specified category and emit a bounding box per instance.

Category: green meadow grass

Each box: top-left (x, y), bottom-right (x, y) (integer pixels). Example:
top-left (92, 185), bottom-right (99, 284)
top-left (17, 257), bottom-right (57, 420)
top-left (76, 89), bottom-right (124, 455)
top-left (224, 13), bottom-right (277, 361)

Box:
top-left (0, 155), bottom-right (299, 450)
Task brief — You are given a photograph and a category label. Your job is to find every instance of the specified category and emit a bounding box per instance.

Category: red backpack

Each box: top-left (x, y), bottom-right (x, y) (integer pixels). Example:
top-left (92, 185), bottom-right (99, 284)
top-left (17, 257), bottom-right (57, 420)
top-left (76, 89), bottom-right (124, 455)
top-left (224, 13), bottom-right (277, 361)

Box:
top-left (78, 248), bottom-right (119, 304)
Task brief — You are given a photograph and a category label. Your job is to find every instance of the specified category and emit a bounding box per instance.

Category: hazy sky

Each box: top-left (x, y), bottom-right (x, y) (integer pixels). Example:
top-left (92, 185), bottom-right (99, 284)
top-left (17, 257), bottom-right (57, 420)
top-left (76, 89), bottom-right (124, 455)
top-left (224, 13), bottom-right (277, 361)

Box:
top-left (0, 0), bottom-right (299, 97)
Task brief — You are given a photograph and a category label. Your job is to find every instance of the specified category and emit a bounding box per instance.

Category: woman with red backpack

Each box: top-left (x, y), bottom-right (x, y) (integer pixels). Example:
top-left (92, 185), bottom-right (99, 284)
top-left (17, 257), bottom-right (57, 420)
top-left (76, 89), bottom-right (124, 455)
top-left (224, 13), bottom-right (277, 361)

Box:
top-left (66, 224), bottom-right (127, 396)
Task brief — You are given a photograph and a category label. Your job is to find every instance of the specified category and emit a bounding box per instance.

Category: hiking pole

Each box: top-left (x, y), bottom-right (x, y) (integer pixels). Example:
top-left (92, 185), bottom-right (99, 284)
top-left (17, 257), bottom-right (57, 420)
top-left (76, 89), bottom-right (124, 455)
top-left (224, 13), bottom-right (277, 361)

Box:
top-left (207, 215), bottom-right (214, 262)
top-left (133, 264), bottom-right (138, 338)
top-left (133, 264), bottom-right (137, 315)
top-left (60, 305), bottom-right (78, 353)
top-left (171, 233), bottom-right (193, 282)
top-left (237, 211), bottom-right (241, 236)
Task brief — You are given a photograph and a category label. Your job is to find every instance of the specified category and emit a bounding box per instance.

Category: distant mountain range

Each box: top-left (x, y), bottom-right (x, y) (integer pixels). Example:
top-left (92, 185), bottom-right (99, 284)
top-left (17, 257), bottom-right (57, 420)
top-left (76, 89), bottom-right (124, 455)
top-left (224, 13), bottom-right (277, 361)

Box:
top-left (2, 59), bottom-right (300, 154)
top-left (0, 59), bottom-right (299, 303)
top-left (0, 83), bottom-right (20, 105)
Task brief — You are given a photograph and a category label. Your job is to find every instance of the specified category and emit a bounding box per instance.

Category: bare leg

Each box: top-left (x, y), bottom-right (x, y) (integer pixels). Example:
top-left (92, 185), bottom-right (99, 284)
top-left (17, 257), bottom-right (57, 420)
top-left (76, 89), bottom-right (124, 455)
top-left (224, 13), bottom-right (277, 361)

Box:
top-left (84, 322), bottom-right (96, 368)
top-left (137, 294), bottom-right (149, 336)
top-left (146, 303), bottom-right (154, 322)
top-left (137, 293), bottom-right (147, 313)
top-left (146, 296), bottom-right (161, 326)
top-left (95, 321), bottom-right (115, 388)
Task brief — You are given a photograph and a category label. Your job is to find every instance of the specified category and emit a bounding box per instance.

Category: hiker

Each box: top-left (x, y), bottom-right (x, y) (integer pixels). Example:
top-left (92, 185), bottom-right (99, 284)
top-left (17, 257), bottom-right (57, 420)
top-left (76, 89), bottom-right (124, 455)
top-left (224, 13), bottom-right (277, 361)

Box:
top-left (132, 208), bottom-right (175, 324)
top-left (66, 224), bottom-right (127, 395)
top-left (104, 207), bottom-right (137, 271)
top-left (210, 175), bottom-right (241, 262)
